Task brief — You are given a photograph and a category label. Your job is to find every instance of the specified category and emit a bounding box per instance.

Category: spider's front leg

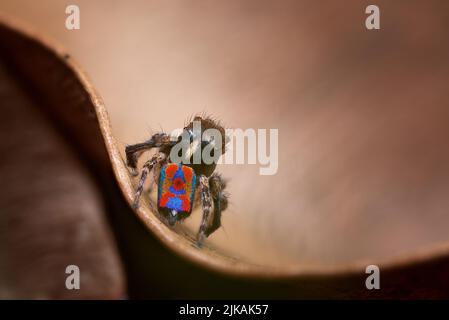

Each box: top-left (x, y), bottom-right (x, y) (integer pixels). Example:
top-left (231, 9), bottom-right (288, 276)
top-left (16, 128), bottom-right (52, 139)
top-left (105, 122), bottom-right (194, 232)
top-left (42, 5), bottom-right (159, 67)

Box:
top-left (125, 132), bottom-right (174, 174)
top-left (197, 173), bottom-right (229, 246)
top-left (132, 153), bottom-right (166, 209)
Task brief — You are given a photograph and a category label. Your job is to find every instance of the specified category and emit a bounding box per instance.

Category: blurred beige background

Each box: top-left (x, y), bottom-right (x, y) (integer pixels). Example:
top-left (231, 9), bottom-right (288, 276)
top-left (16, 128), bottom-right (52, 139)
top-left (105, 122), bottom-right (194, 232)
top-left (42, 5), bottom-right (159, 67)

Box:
top-left (1, 0), bottom-right (449, 268)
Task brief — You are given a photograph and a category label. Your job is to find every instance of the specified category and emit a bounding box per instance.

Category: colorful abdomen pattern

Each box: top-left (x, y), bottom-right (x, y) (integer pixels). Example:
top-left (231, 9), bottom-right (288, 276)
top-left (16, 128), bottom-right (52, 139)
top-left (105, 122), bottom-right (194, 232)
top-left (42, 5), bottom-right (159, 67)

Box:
top-left (158, 163), bottom-right (197, 215)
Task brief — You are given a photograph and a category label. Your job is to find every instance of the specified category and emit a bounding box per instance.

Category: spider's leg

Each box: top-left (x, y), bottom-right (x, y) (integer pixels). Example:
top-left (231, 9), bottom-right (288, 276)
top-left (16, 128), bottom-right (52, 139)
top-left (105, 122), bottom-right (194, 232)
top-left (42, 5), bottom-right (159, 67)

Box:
top-left (152, 154), bottom-right (169, 187)
top-left (206, 172), bottom-right (229, 237)
top-left (132, 154), bottom-right (164, 209)
top-left (125, 132), bottom-right (174, 172)
top-left (197, 175), bottom-right (213, 246)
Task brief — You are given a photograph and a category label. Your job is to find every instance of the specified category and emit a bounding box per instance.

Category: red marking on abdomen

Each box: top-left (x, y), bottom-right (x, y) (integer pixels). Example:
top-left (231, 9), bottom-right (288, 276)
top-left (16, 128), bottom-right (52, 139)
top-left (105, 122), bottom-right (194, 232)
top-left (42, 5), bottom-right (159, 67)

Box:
top-left (159, 192), bottom-right (174, 207)
top-left (165, 163), bottom-right (178, 178)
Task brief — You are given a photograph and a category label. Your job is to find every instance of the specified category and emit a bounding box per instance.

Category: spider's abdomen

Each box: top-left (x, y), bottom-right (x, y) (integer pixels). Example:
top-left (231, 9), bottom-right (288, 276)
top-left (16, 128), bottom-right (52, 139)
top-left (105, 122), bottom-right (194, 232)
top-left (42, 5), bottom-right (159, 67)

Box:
top-left (158, 163), bottom-right (197, 215)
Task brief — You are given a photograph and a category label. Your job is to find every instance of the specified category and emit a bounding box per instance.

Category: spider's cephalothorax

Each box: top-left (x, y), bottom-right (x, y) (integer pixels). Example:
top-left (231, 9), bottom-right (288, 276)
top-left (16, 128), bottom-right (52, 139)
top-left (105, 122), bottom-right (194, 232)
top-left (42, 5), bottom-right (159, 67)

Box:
top-left (125, 115), bottom-right (229, 245)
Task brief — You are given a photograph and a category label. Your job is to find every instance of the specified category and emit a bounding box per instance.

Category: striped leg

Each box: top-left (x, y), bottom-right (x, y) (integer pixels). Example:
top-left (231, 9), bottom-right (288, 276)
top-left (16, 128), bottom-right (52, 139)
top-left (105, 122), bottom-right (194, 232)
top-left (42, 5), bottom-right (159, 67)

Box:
top-left (197, 175), bottom-right (213, 246)
top-left (207, 172), bottom-right (228, 237)
top-left (125, 132), bottom-right (174, 174)
top-left (132, 154), bottom-right (164, 209)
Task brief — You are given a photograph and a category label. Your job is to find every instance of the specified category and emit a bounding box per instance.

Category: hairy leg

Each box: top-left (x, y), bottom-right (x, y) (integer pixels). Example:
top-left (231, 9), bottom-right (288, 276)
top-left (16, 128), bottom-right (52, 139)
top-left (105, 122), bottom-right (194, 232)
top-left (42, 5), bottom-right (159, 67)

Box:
top-left (132, 153), bottom-right (166, 209)
top-left (207, 172), bottom-right (229, 237)
top-left (197, 175), bottom-right (213, 246)
top-left (125, 132), bottom-right (174, 172)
